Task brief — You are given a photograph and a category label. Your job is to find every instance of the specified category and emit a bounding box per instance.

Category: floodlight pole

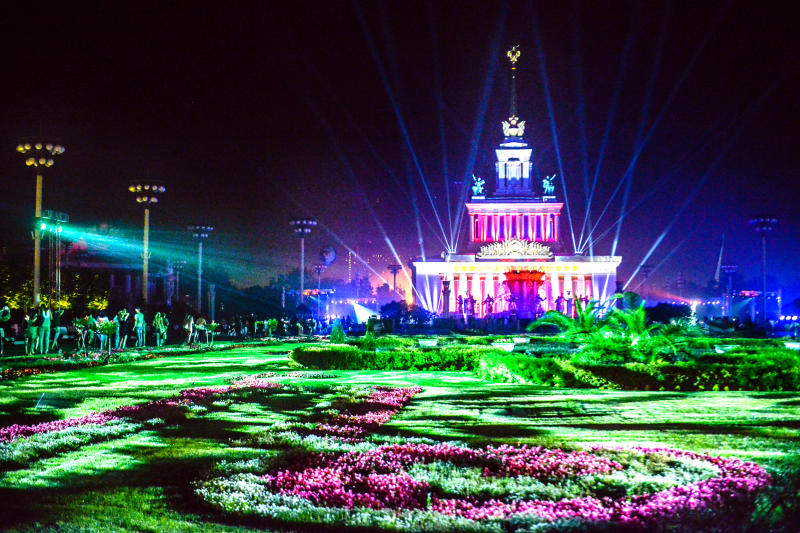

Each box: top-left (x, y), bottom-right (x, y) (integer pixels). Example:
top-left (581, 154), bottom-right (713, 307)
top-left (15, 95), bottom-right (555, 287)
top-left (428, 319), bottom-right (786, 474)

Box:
top-left (34, 175), bottom-right (42, 305)
top-left (314, 264), bottom-right (326, 318)
top-left (143, 208), bottom-right (150, 303)
top-left (721, 265), bottom-right (737, 317)
top-left (16, 141), bottom-right (65, 306)
top-left (290, 217), bottom-right (317, 302)
top-left (387, 264), bottom-right (402, 297)
top-left (189, 225), bottom-right (213, 315)
top-left (749, 217), bottom-right (777, 327)
top-left (129, 182), bottom-right (166, 305)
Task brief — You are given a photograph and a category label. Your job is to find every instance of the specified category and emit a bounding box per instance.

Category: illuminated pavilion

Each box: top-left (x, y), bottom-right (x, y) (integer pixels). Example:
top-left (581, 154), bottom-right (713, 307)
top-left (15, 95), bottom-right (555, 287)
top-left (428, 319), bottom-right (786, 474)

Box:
top-left (411, 46), bottom-right (621, 320)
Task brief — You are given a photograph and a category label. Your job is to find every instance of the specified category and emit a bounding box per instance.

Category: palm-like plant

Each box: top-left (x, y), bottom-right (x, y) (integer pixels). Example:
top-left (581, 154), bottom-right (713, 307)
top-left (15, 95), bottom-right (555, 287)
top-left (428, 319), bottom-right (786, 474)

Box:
top-left (527, 296), bottom-right (609, 338)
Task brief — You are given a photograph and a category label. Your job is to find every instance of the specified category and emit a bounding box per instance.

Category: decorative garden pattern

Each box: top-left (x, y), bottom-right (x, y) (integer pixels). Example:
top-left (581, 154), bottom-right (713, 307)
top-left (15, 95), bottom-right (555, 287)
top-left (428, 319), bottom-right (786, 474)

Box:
top-left (198, 443), bottom-right (771, 531)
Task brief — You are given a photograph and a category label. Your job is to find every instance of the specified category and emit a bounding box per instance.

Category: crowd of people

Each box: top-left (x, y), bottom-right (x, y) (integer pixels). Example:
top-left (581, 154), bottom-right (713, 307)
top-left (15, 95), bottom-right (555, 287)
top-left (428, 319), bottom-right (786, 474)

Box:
top-left (0, 302), bottom-right (328, 356)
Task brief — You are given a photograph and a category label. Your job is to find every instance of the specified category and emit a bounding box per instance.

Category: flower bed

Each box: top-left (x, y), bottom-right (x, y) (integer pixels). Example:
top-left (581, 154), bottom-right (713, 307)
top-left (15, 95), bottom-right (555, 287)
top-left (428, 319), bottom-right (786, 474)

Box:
top-left (0, 341), bottom-right (284, 382)
top-left (0, 376), bottom-right (282, 443)
top-left (309, 386), bottom-right (422, 441)
top-left (199, 444), bottom-right (771, 531)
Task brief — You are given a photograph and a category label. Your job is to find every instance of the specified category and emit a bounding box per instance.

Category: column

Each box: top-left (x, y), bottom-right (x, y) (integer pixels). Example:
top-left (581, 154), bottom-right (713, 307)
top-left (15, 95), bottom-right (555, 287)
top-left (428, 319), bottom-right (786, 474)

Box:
top-left (563, 271), bottom-right (572, 300)
top-left (550, 272), bottom-right (559, 310)
top-left (576, 275), bottom-right (586, 298)
top-left (554, 214), bottom-right (560, 242)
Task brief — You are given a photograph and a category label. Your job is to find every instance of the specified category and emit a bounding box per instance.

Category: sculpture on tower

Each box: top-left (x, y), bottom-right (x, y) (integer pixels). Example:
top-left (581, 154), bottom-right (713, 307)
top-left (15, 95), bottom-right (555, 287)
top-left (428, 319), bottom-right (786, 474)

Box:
top-left (471, 175), bottom-right (485, 196)
top-left (502, 116), bottom-right (525, 138)
top-left (542, 174), bottom-right (556, 195)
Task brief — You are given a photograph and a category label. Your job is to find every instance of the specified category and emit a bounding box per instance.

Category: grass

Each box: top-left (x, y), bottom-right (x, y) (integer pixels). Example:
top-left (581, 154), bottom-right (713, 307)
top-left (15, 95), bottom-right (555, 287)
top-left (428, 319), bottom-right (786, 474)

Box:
top-left (0, 343), bottom-right (798, 531)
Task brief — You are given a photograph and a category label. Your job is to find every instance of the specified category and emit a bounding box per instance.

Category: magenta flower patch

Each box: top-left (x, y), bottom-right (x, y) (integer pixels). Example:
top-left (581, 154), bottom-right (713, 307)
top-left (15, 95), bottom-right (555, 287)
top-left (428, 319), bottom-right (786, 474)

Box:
top-left (0, 377), bottom-right (283, 442)
top-left (258, 444), bottom-right (771, 528)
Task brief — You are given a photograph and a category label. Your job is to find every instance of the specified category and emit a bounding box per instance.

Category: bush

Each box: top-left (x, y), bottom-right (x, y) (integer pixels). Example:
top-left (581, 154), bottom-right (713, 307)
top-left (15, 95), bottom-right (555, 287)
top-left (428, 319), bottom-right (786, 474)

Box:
top-left (474, 349), bottom-right (800, 391)
top-left (329, 320), bottom-right (346, 344)
top-left (291, 345), bottom-right (498, 371)
top-left (291, 345), bottom-right (361, 370)
top-left (474, 352), bottom-right (582, 387)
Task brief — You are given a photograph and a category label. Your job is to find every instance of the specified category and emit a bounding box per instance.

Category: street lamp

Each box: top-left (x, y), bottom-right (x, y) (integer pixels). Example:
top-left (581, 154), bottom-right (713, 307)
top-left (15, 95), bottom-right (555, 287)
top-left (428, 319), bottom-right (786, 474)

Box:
top-left (16, 141), bottom-right (65, 306)
top-left (171, 259), bottom-right (187, 304)
top-left (748, 216), bottom-right (778, 327)
top-left (640, 264), bottom-right (653, 303)
top-left (39, 210), bottom-right (69, 306)
top-left (721, 265), bottom-right (737, 318)
top-left (289, 217), bottom-right (317, 301)
top-left (128, 181), bottom-right (166, 305)
top-left (313, 264), bottom-right (326, 318)
top-left (188, 225), bottom-right (213, 315)
top-left (387, 264), bottom-right (402, 297)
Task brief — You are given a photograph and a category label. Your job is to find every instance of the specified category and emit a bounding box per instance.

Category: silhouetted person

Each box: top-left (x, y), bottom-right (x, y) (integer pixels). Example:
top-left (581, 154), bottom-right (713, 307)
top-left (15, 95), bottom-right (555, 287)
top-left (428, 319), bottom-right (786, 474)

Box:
top-left (37, 303), bottom-right (51, 355)
top-left (50, 307), bottom-right (64, 353)
top-left (134, 307), bottom-right (145, 347)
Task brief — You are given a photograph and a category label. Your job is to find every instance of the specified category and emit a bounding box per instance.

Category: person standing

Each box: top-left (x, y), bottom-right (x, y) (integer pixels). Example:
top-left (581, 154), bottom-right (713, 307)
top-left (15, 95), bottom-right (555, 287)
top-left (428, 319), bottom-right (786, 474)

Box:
top-left (37, 304), bottom-right (51, 355)
top-left (183, 314), bottom-right (194, 345)
top-left (50, 307), bottom-right (64, 354)
top-left (134, 307), bottom-right (145, 348)
top-left (116, 309), bottom-right (130, 349)
top-left (194, 316), bottom-right (206, 344)
top-left (24, 308), bottom-right (38, 355)
top-left (153, 312), bottom-right (167, 347)
top-left (0, 303), bottom-right (11, 355)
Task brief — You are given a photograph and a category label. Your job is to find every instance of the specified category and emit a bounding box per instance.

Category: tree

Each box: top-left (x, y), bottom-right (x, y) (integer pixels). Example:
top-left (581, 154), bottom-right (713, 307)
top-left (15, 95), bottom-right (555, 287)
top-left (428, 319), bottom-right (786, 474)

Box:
top-left (330, 319), bottom-right (346, 343)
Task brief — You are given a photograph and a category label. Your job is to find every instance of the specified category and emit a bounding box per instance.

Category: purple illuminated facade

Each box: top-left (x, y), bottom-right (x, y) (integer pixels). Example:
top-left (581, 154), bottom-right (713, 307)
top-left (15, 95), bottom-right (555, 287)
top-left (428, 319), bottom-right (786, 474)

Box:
top-left (412, 47), bottom-right (621, 319)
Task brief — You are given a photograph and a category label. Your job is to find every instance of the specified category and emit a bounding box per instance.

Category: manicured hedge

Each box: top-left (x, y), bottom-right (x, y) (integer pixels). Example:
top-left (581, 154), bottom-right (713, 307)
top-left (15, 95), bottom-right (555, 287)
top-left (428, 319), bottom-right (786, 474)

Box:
top-left (473, 352), bottom-right (582, 387)
top-left (473, 349), bottom-right (800, 391)
top-left (290, 345), bottom-right (502, 371)
top-left (684, 337), bottom-right (785, 350)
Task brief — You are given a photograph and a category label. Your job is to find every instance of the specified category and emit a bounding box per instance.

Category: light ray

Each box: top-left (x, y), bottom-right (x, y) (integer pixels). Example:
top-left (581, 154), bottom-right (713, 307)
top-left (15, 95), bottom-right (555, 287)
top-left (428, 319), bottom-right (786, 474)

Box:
top-left (532, 8), bottom-right (577, 252)
top-left (353, 1), bottom-right (452, 251)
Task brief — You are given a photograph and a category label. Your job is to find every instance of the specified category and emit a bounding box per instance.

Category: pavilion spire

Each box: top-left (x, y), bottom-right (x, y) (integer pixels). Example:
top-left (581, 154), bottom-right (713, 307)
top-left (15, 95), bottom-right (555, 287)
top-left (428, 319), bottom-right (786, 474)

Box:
top-left (508, 44), bottom-right (519, 117)
top-left (502, 45), bottom-right (525, 139)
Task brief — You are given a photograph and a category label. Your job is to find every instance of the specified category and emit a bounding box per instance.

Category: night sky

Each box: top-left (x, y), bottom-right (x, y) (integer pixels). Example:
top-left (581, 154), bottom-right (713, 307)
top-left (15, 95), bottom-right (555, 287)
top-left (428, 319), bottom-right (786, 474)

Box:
top-left (1, 1), bottom-right (798, 302)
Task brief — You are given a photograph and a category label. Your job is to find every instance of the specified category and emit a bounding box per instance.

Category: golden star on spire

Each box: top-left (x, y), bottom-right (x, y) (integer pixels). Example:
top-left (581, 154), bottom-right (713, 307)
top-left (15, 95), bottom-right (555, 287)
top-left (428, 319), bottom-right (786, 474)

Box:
top-left (507, 45), bottom-right (520, 68)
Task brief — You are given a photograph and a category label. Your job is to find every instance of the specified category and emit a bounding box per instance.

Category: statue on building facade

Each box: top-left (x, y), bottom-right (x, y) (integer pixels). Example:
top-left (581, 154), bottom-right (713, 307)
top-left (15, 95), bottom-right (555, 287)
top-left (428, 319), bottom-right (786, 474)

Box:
top-left (542, 174), bottom-right (556, 195)
top-left (471, 175), bottom-right (485, 196)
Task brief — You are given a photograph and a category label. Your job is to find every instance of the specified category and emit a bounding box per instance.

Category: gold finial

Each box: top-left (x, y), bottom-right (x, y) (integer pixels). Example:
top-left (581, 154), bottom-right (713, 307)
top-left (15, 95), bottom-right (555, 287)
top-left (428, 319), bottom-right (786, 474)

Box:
top-left (507, 45), bottom-right (520, 68)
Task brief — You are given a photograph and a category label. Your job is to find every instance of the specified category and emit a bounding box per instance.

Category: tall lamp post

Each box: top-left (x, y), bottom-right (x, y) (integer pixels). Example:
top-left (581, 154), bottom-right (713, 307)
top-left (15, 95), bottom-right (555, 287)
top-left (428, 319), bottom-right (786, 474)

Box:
top-left (387, 264), bottom-right (402, 298)
top-left (749, 217), bottom-right (778, 327)
top-left (289, 217), bottom-right (317, 302)
top-left (313, 264), bottom-right (326, 318)
top-left (16, 141), bottom-right (65, 306)
top-left (172, 260), bottom-right (187, 300)
top-left (40, 210), bottom-right (69, 306)
top-left (188, 225), bottom-right (213, 316)
top-left (128, 182), bottom-right (166, 305)
top-left (640, 264), bottom-right (653, 303)
top-left (721, 264), bottom-right (737, 318)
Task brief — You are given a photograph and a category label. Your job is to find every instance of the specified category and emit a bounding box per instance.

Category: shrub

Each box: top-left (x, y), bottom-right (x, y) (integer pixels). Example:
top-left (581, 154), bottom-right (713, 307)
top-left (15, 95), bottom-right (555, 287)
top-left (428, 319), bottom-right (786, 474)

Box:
top-left (474, 349), bottom-right (800, 391)
top-left (291, 345), bottom-right (362, 370)
top-left (474, 352), bottom-right (582, 387)
top-left (291, 345), bottom-right (498, 372)
top-left (330, 320), bottom-right (346, 344)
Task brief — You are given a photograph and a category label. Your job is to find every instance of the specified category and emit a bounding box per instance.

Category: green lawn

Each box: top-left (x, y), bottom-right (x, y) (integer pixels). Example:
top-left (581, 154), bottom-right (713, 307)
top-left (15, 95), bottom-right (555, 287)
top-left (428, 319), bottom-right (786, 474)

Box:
top-left (1, 344), bottom-right (798, 531)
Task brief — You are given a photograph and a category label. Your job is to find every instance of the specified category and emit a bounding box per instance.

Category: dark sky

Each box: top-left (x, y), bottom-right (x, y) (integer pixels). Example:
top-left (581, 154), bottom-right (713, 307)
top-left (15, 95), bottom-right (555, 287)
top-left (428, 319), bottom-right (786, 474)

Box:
top-left (1, 1), bottom-right (798, 300)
